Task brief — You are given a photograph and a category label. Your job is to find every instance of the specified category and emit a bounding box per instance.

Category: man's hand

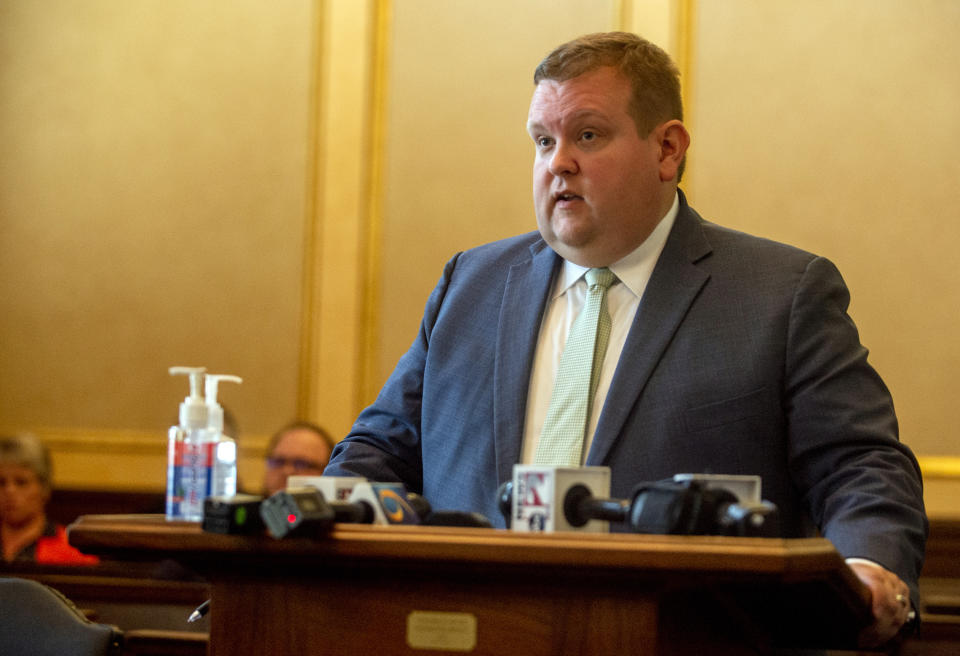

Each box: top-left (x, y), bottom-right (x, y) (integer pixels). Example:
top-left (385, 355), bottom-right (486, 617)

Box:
top-left (847, 560), bottom-right (913, 647)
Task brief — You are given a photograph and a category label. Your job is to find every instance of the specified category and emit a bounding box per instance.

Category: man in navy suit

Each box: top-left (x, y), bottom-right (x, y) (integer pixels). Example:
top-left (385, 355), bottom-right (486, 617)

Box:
top-left (325, 32), bottom-right (925, 646)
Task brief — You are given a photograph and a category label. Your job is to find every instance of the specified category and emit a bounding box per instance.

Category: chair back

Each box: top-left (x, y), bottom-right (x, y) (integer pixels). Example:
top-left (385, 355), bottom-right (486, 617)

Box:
top-left (0, 577), bottom-right (122, 655)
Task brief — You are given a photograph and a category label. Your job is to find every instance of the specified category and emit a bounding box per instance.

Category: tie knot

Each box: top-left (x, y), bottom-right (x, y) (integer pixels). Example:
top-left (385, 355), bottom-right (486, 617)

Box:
top-left (585, 267), bottom-right (616, 290)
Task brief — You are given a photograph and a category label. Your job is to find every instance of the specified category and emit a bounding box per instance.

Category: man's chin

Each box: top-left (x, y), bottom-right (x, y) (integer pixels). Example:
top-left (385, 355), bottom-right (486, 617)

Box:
top-left (540, 221), bottom-right (591, 250)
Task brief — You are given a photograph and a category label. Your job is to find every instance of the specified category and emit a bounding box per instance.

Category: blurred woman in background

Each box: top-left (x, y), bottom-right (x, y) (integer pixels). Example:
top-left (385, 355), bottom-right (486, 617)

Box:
top-left (0, 433), bottom-right (97, 565)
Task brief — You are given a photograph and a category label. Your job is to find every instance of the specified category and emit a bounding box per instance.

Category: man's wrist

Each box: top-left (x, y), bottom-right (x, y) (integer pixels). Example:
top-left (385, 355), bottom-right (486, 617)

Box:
top-left (846, 559), bottom-right (918, 628)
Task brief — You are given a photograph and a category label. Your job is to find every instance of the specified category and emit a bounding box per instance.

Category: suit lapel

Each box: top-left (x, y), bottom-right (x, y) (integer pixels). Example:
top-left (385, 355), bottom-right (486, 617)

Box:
top-left (493, 240), bottom-right (559, 485)
top-left (586, 199), bottom-right (713, 466)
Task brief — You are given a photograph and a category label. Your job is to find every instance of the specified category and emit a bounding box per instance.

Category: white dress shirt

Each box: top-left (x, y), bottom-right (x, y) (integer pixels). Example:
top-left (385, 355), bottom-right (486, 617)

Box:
top-left (521, 193), bottom-right (680, 464)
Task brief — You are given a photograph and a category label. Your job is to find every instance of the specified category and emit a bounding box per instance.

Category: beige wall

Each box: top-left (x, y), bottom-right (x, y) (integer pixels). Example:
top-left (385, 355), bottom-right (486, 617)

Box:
top-left (376, 0), bottom-right (617, 392)
top-left (684, 0), bottom-right (960, 514)
top-left (687, 0), bottom-right (960, 456)
top-left (1, 0), bottom-right (958, 511)
top-left (0, 0), bottom-right (317, 490)
top-left (0, 2), bottom-right (313, 432)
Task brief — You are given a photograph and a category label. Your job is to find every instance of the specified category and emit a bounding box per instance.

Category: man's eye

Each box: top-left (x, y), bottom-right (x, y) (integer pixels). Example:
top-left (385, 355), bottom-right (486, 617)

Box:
top-left (536, 137), bottom-right (553, 148)
top-left (581, 130), bottom-right (596, 142)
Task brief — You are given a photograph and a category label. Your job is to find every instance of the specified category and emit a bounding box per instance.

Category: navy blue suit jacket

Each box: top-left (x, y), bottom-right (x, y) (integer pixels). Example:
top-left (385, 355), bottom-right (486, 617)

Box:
top-left (326, 192), bottom-right (926, 593)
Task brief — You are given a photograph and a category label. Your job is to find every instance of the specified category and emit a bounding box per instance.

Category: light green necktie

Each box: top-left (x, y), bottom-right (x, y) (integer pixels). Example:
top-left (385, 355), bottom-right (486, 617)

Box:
top-left (534, 267), bottom-right (617, 467)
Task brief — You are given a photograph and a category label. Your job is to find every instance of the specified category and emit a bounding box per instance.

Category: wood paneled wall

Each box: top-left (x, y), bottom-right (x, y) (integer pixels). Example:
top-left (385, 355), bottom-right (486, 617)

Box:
top-left (1, 0), bottom-right (957, 513)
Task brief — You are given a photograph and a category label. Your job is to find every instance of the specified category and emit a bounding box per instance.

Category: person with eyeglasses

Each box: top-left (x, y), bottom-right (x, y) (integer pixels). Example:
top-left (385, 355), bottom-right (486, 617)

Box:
top-left (263, 421), bottom-right (336, 496)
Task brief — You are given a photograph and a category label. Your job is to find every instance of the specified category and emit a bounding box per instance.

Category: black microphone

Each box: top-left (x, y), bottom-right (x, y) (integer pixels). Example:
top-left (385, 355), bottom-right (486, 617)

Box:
top-left (422, 510), bottom-right (493, 528)
top-left (629, 479), bottom-right (779, 536)
top-left (563, 484), bottom-right (630, 527)
top-left (327, 498), bottom-right (375, 524)
top-left (498, 468), bottom-right (780, 536)
top-left (260, 487), bottom-right (335, 539)
top-left (498, 477), bottom-right (627, 529)
top-left (295, 484), bottom-right (426, 526)
top-left (405, 492), bottom-right (493, 528)
top-left (497, 480), bottom-right (513, 528)
top-left (508, 465), bottom-right (613, 532)
top-left (260, 483), bottom-right (422, 537)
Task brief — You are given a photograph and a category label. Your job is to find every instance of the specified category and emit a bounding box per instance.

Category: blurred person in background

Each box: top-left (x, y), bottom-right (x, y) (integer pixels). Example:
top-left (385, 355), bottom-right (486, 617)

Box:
top-left (263, 421), bottom-right (335, 496)
top-left (0, 433), bottom-right (98, 565)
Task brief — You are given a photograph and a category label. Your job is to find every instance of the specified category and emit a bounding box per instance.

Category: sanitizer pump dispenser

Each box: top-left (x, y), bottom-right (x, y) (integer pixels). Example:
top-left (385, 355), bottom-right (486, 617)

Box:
top-left (166, 366), bottom-right (211, 521)
top-left (205, 374), bottom-right (242, 498)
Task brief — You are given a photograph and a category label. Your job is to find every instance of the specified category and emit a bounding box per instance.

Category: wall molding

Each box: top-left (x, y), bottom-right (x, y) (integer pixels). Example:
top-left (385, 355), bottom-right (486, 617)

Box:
top-left (297, 0), bottom-right (383, 437)
top-left (7, 427), bottom-right (269, 492)
top-left (618, 0), bottom-right (696, 195)
top-left (25, 426), bottom-right (269, 457)
top-left (920, 456), bottom-right (960, 479)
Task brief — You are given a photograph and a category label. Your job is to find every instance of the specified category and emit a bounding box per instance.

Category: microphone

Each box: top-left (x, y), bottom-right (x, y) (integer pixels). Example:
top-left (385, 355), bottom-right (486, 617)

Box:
top-left (563, 484), bottom-right (630, 527)
top-left (202, 494), bottom-right (266, 535)
top-left (498, 467), bottom-right (779, 536)
top-left (260, 481), bottom-right (424, 538)
top-left (347, 482), bottom-right (423, 525)
top-left (498, 480), bottom-right (629, 529)
top-left (406, 493), bottom-right (493, 528)
top-left (262, 480), bottom-right (496, 539)
top-left (283, 476), bottom-right (377, 523)
top-left (327, 497), bottom-right (375, 524)
top-left (344, 483), bottom-right (493, 527)
top-left (629, 479), bottom-right (779, 537)
top-left (287, 475), bottom-right (365, 502)
top-left (422, 511), bottom-right (493, 528)
top-left (259, 487), bottom-right (335, 539)
top-left (507, 465), bottom-right (613, 533)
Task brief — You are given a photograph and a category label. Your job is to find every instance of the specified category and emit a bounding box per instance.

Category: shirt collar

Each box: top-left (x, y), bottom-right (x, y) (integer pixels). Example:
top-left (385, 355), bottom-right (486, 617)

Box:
top-left (555, 192), bottom-right (680, 299)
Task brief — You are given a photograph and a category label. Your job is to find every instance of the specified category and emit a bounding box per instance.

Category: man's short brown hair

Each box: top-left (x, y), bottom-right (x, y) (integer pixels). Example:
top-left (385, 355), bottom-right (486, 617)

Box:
top-left (533, 32), bottom-right (683, 138)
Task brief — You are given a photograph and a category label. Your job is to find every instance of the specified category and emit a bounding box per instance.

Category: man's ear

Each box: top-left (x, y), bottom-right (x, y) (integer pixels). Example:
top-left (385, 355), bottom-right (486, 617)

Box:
top-left (656, 120), bottom-right (690, 182)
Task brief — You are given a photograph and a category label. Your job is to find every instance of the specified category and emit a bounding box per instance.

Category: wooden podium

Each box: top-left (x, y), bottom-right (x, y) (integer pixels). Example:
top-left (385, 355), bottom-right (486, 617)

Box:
top-left (68, 515), bottom-right (872, 655)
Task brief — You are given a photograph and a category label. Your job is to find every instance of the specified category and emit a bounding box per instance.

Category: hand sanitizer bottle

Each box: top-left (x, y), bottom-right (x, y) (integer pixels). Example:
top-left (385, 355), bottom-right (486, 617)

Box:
top-left (166, 366), bottom-right (211, 521)
top-left (205, 374), bottom-right (242, 498)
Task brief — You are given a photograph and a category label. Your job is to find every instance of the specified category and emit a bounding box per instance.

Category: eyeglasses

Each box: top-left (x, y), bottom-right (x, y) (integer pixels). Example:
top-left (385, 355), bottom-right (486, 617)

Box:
top-left (265, 457), bottom-right (326, 472)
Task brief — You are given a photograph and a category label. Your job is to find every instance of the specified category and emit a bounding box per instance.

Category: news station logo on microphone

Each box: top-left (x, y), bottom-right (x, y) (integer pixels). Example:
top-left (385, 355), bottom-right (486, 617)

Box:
top-left (348, 482), bottom-right (421, 525)
top-left (376, 486), bottom-right (418, 523)
top-left (511, 465), bottom-right (610, 533)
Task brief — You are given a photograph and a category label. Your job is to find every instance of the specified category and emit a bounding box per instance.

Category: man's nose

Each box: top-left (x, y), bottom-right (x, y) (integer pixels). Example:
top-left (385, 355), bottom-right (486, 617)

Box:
top-left (548, 141), bottom-right (579, 176)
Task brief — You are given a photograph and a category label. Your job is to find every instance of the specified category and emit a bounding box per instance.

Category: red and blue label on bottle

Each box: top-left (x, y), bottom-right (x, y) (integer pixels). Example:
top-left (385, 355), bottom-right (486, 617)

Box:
top-left (166, 429), bottom-right (215, 521)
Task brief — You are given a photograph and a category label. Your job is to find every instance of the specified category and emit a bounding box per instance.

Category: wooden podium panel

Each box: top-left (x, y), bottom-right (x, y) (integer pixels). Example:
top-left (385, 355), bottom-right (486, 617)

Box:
top-left (68, 515), bottom-right (872, 655)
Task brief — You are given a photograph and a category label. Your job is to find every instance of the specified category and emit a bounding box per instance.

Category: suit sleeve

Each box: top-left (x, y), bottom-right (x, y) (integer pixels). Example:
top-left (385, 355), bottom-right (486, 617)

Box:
top-left (323, 253), bottom-right (462, 493)
top-left (784, 256), bottom-right (927, 595)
